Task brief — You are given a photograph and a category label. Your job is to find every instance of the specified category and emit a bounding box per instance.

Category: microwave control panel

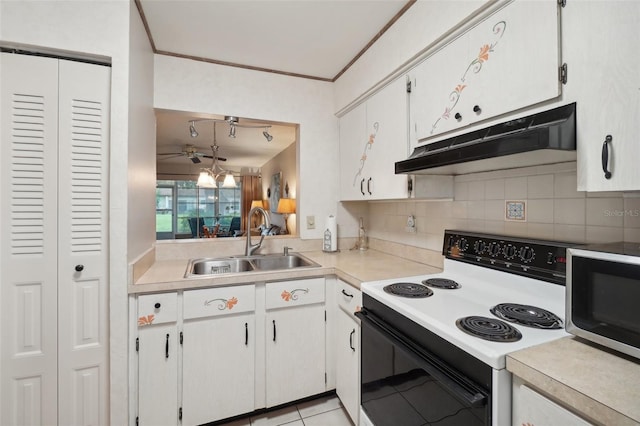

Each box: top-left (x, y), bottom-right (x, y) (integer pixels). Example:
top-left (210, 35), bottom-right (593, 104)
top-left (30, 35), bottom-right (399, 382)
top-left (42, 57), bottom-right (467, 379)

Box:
top-left (442, 230), bottom-right (576, 285)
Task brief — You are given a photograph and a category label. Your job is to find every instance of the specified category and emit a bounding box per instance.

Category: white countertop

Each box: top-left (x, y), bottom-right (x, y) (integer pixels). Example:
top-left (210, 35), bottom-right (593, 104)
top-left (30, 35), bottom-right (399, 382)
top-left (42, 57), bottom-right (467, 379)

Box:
top-left (129, 249), bottom-right (442, 294)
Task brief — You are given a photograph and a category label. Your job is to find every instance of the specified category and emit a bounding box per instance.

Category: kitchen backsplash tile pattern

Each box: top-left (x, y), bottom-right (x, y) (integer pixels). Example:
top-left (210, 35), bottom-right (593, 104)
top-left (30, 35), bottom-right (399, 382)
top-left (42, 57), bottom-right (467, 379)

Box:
top-left (367, 163), bottom-right (640, 253)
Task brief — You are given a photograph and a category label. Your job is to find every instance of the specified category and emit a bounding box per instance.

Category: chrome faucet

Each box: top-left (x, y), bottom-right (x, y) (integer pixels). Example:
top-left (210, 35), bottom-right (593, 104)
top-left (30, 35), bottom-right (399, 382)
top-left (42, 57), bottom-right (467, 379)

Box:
top-left (245, 206), bottom-right (271, 256)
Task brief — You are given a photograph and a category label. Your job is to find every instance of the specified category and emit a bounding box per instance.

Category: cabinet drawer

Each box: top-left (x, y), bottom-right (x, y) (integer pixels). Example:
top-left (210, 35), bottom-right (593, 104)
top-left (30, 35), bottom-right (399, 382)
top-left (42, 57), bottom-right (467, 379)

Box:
top-left (183, 285), bottom-right (255, 319)
top-left (266, 278), bottom-right (325, 309)
top-left (337, 280), bottom-right (362, 315)
top-left (138, 292), bottom-right (177, 326)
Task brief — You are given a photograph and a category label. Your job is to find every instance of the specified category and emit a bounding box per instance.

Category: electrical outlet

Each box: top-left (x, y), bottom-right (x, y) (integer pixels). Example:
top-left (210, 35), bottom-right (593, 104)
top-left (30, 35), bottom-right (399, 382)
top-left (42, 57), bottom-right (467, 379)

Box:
top-left (306, 215), bottom-right (315, 229)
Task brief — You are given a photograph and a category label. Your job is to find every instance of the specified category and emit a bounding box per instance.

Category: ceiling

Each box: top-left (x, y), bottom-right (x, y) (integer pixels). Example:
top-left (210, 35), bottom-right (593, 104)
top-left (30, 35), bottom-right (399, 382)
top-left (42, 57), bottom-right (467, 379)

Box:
top-left (143, 1), bottom-right (414, 174)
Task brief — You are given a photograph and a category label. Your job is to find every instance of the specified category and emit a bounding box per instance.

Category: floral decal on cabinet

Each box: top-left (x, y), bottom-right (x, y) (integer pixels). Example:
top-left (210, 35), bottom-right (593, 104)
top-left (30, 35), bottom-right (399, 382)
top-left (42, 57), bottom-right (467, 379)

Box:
top-left (204, 296), bottom-right (238, 310)
top-left (430, 20), bottom-right (507, 135)
top-left (138, 314), bottom-right (155, 326)
top-left (281, 288), bottom-right (309, 302)
top-left (353, 122), bottom-right (379, 186)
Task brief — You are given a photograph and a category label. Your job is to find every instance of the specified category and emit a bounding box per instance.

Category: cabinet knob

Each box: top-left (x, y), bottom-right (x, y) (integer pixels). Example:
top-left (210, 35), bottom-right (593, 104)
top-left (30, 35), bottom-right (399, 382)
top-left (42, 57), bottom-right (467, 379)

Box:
top-left (154, 302), bottom-right (161, 309)
top-left (454, 112), bottom-right (462, 121)
top-left (75, 264), bottom-right (84, 272)
top-left (473, 105), bottom-right (482, 114)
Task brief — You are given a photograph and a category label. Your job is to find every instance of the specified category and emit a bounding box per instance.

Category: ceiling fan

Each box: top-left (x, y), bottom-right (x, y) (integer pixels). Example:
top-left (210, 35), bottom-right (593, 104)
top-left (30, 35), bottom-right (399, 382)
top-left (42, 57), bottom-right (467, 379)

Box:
top-left (157, 144), bottom-right (226, 164)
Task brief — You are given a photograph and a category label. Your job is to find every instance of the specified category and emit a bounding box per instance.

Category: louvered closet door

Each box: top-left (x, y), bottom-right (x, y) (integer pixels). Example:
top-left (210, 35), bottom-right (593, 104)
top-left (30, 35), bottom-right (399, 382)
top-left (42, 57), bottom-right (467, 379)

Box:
top-left (57, 59), bottom-right (110, 426)
top-left (0, 53), bottom-right (60, 425)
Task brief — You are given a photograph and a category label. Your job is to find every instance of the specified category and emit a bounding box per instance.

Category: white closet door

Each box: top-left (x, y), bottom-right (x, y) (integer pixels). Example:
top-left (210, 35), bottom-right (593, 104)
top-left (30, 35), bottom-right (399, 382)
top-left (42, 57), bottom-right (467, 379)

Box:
top-left (0, 53), bottom-right (60, 426)
top-left (57, 59), bottom-right (110, 426)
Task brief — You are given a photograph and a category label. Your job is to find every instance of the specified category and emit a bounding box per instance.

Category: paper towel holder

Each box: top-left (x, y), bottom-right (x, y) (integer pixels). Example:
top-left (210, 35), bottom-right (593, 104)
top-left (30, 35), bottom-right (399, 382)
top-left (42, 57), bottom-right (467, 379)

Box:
top-left (323, 215), bottom-right (339, 253)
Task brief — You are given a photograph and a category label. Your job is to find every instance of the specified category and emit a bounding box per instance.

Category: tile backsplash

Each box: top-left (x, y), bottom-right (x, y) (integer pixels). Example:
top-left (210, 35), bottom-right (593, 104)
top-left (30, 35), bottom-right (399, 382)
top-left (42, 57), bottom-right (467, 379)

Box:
top-left (367, 163), bottom-right (640, 253)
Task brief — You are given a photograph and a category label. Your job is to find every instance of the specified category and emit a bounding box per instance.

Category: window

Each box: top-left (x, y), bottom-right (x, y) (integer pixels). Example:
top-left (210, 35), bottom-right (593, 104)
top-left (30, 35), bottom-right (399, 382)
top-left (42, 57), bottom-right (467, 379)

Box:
top-left (156, 180), bottom-right (242, 239)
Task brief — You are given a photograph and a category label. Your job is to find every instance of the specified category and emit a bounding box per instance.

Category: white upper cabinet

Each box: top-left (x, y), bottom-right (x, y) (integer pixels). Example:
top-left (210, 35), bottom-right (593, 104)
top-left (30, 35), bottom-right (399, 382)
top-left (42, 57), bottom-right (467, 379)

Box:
top-left (565, 1), bottom-right (640, 191)
top-left (410, 0), bottom-right (561, 147)
top-left (339, 77), bottom-right (410, 201)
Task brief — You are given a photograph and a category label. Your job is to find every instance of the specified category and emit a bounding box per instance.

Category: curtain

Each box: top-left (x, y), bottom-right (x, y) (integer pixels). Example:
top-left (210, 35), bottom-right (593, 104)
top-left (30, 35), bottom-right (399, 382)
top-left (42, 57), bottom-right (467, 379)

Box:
top-left (241, 175), bottom-right (261, 232)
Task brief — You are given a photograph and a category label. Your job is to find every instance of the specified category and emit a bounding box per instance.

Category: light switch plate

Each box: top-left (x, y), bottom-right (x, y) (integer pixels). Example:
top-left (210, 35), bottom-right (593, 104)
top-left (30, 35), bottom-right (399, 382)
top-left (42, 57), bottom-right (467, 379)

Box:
top-left (306, 215), bottom-right (315, 229)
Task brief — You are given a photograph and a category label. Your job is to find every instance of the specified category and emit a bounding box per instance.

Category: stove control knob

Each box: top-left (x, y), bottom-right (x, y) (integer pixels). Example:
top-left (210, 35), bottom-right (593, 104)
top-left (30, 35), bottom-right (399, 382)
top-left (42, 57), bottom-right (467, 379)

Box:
top-left (474, 240), bottom-right (486, 254)
top-left (520, 246), bottom-right (535, 263)
top-left (503, 244), bottom-right (517, 260)
top-left (458, 237), bottom-right (469, 251)
top-left (488, 242), bottom-right (502, 257)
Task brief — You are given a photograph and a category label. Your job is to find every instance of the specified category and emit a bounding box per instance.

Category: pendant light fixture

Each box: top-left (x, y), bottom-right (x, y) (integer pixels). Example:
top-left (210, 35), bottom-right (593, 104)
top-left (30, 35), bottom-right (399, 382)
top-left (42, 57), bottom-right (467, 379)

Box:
top-left (197, 122), bottom-right (237, 188)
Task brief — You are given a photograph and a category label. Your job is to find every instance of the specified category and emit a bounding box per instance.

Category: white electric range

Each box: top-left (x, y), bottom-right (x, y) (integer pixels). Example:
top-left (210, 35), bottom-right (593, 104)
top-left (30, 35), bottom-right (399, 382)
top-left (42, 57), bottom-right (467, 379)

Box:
top-left (357, 230), bottom-right (574, 426)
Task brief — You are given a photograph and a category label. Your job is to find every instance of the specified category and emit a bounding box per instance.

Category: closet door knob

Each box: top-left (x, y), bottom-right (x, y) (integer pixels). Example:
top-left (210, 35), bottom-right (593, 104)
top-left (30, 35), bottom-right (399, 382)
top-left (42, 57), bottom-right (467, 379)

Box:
top-left (75, 265), bottom-right (84, 272)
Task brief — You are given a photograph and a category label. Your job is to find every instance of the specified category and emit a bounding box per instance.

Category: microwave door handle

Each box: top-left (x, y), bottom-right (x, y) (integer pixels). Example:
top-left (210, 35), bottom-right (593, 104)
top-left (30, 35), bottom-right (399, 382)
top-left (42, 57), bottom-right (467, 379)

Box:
top-left (356, 310), bottom-right (487, 408)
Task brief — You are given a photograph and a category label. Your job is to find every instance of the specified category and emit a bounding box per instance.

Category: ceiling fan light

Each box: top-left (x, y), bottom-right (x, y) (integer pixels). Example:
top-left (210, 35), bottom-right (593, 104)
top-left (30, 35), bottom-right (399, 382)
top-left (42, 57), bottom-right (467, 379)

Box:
top-left (189, 121), bottom-right (199, 138)
top-left (262, 130), bottom-right (273, 142)
top-left (222, 173), bottom-right (237, 188)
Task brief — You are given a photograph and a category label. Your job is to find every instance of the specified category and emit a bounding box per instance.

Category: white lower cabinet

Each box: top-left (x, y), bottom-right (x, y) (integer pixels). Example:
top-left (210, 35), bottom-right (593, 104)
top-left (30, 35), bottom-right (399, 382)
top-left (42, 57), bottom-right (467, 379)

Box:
top-left (265, 278), bottom-right (327, 407)
top-left (134, 277), bottom-right (328, 426)
top-left (334, 280), bottom-right (362, 425)
top-left (512, 377), bottom-right (593, 426)
top-left (137, 293), bottom-right (179, 426)
top-left (181, 285), bottom-right (256, 426)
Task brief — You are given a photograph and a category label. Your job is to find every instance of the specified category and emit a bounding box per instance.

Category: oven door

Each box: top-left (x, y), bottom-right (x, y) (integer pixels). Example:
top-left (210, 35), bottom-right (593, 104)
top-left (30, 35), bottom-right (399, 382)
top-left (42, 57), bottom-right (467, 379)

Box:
top-left (356, 308), bottom-right (490, 426)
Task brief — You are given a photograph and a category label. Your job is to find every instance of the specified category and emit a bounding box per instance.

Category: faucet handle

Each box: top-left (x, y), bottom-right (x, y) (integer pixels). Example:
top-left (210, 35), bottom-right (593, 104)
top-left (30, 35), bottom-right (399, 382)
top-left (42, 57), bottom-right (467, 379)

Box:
top-left (283, 246), bottom-right (293, 256)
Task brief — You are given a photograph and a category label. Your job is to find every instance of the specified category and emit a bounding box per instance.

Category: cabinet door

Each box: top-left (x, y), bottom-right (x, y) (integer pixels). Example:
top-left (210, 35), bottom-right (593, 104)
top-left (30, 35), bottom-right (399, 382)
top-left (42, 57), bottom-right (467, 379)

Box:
top-left (412, 0), bottom-right (560, 143)
top-left (138, 324), bottom-right (178, 426)
top-left (567, 2), bottom-right (640, 191)
top-left (366, 77), bottom-right (409, 200)
top-left (266, 304), bottom-right (326, 407)
top-left (182, 314), bottom-right (255, 426)
top-left (335, 309), bottom-right (360, 425)
top-left (339, 102), bottom-right (368, 200)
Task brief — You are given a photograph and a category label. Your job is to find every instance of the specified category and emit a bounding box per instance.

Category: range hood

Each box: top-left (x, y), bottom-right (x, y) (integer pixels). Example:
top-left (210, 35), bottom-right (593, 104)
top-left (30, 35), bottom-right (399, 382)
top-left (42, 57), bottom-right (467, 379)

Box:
top-left (395, 103), bottom-right (576, 175)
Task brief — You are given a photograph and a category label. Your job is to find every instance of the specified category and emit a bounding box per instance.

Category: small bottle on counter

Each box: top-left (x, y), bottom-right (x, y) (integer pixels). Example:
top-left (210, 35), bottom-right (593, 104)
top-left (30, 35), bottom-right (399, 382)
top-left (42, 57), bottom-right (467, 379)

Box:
top-left (358, 217), bottom-right (368, 251)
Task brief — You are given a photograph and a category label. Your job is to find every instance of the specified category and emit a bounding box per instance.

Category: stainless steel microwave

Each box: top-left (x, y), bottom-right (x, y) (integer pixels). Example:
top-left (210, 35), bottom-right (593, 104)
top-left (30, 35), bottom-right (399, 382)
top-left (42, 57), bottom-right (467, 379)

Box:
top-left (567, 243), bottom-right (640, 359)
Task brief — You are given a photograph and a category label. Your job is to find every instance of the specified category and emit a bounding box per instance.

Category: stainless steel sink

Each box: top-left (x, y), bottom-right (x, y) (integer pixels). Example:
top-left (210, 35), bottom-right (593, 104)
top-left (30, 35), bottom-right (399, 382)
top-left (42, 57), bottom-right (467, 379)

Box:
top-left (250, 254), bottom-right (316, 271)
top-left (185, 253), bottom-right (320, 277)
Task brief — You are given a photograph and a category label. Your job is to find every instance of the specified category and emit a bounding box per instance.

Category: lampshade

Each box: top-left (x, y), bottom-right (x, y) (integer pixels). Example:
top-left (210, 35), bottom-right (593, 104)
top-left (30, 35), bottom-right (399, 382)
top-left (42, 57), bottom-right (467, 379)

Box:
top-left (222, 173), bottom-right (237, 188)
top-left (276, 198), bottom-right (296, 214)
top-left (197, 171), bottom-right (215, 188)
top-left (250, 200), bottom-right (265, 209)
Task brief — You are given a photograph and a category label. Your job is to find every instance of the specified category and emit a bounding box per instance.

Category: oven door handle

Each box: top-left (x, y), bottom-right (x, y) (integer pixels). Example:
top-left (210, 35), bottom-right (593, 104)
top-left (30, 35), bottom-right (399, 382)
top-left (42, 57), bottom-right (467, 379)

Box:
top-left (355, 309), bottom-right (487, 408)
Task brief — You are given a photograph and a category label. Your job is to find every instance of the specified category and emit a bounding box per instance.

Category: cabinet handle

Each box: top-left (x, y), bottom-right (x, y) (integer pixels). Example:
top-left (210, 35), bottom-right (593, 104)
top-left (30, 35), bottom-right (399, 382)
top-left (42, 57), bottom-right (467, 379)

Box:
top-left (75, 264), bottom-right (84, 272)
top-left (454, 112), bottom-right (462, 121)
top-left (341, 289), bottom-right (353, 299)
top-left (473, 105), bottom-right (482, 114)
top-left (602, 134), bottom-right (612, 179)
top-left (165, 333), bottom-right (170, 359)
top-left (273, 320), bottom-right (276, 342)
top-left (245, 322), bottom-right (248, 346)
top-left (349, 329), bottom-right (355, 352)
top-left (360, 178), bottom-right (365, 195)
top-left (154, 302), bottom-right (161, 309)
top-left (367, 178), bottom-right (372, 195)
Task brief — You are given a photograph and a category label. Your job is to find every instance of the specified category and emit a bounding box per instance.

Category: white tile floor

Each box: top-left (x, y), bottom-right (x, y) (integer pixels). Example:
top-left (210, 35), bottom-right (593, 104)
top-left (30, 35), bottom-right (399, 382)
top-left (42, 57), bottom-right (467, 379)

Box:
top-left (219, 395), bottom-right (353, 426)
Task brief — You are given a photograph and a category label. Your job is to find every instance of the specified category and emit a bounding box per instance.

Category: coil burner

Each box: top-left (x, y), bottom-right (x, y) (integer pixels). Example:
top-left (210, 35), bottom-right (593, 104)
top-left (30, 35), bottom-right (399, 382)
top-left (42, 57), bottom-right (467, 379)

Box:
top-left (421, 278), bottom-right (461, 289)
top-left (490, 303), bottom-right (563, 329)
top-left (456, 316), bottom-right (522, 342)
top-left (383, 282), bottom-right (433, 298)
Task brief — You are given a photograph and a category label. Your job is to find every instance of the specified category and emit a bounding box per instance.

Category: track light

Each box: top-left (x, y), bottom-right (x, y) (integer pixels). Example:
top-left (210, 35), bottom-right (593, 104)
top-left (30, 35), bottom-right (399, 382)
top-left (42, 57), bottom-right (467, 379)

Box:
top-left (189, 121), bottom-right (198, 138)
top-left (263, 130), bottom-right (273, 142)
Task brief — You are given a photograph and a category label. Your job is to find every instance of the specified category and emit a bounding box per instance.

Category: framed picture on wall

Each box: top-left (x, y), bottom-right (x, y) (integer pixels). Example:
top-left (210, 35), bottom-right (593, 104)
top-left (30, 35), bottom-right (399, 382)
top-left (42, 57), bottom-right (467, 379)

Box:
top-left (269, 172), bottom-right (281, 213)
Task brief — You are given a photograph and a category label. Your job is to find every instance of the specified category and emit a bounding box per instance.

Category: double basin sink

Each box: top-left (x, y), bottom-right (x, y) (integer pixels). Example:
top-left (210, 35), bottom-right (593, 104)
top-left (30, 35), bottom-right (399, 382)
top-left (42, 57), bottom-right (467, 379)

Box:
top-left (185, 253), bottom-right (320, 278)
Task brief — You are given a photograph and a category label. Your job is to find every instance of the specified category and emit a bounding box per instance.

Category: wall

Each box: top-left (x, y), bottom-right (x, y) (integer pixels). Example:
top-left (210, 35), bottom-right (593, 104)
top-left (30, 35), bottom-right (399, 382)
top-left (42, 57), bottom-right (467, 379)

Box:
top-left (154, 54), bottom-right (338, 240)
top-left (261, 142), bottom-right (297, 234)
top-left (367, 163), bottom-right (640, 258)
